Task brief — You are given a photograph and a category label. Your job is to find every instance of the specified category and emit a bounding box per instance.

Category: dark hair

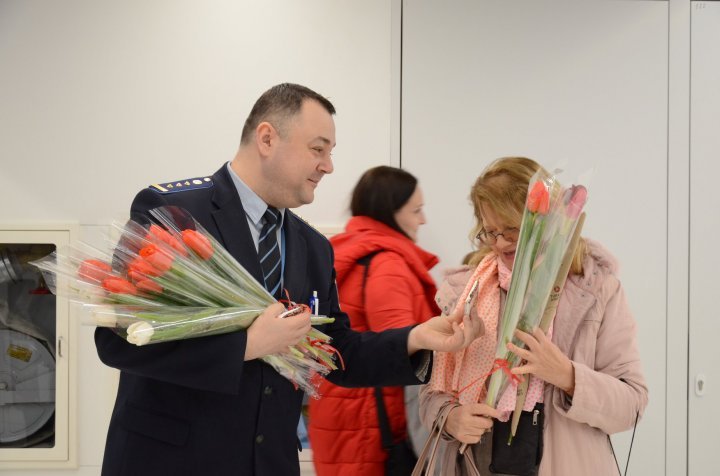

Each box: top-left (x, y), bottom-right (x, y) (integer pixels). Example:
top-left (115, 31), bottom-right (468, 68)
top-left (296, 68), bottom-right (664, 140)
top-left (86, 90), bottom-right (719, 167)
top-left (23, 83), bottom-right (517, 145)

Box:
top-left (350, 166), bottom-right (418, 237)
top-left (240, 83), bottom-right (336, 145)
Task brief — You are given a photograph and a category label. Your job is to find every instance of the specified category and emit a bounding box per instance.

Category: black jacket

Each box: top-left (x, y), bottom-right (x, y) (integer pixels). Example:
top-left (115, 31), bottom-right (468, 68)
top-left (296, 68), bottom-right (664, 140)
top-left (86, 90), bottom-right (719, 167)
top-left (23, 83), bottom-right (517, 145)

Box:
top-left (95, 164), bottom-right (429, 476)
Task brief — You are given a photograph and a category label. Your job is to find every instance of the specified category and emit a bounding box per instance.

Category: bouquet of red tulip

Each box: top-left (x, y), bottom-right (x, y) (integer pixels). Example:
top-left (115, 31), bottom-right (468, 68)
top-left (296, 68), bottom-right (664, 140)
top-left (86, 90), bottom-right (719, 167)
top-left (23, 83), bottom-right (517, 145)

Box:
top-left (484, 170), bottom-right (588, 409)
top-left (32, 206), bottom-right (339, 396)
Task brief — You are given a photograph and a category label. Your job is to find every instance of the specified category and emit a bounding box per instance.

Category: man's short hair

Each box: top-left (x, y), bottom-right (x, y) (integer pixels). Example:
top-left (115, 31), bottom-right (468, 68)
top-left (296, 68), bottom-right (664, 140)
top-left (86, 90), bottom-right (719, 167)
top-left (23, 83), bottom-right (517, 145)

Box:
top-left (240, 83), bottom-right (336, 145)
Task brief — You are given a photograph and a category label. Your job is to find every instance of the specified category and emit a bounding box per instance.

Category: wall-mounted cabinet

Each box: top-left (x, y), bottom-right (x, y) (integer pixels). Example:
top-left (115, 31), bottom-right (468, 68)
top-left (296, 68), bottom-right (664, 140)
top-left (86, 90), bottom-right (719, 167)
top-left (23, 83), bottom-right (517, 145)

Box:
top-left (0, 225), bottom-right (77, 469)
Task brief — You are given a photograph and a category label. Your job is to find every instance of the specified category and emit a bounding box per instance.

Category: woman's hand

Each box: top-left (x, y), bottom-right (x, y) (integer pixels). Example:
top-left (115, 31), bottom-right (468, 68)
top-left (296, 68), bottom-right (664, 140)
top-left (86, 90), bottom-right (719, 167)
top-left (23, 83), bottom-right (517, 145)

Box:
top-left (508, 328), bottom-right (575, 395)
top-left (445, 403), bottom-right (502, 444)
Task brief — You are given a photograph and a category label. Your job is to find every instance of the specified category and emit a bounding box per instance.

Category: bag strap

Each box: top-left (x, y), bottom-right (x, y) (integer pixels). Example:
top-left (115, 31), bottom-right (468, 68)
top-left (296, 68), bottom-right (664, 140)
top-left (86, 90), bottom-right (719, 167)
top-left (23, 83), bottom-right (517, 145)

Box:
top-left (358, 250), bottom-right (382, 307)
top-left (374, 387), bottom-right (395, 450)
top-left (412, 401), bottom-right (455, 476)
top-left (609, 410), bottom-right (639, 476)
top-left (411, 401), bottom-right (482, 476)
top-left (359, 251), bottom-right (395, 451)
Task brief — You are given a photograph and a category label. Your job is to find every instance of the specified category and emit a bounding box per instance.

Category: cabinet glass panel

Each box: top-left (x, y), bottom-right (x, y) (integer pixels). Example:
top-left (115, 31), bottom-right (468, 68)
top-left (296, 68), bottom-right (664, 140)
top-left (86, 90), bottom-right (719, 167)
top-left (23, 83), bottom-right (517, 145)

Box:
top-left (0, 243), bottom-right (57, 449)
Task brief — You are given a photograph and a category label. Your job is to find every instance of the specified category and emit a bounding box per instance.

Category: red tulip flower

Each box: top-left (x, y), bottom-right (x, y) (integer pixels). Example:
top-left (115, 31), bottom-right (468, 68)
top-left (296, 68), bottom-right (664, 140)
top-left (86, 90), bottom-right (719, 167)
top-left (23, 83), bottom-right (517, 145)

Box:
top-left (102, 277), bottom-right (138, 295)
top-left (128, 257), bottom-right (161, 277)
top-left (139, 244), bottom-right (174, 274)
top-left (136, 279), bottom-right (163, 294)
top-left (182, 229), bottom-right (214, 260)
top-left (146, 224), bottom-right (188, 257)
top-left (78, 259), bottom-right (113, 284)
top-left (527, 181), bottom-right (550, 214)
top-left (127, 269), bottom-right (139, 282)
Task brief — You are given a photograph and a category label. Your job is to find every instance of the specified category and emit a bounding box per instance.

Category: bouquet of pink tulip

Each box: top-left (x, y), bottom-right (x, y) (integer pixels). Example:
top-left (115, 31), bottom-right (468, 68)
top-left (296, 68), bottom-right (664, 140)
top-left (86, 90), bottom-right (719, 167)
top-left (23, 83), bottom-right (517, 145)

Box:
top-left (32, 206), bottom-right (339, 396)
top-left (484, 170), bottom-right (588, 409)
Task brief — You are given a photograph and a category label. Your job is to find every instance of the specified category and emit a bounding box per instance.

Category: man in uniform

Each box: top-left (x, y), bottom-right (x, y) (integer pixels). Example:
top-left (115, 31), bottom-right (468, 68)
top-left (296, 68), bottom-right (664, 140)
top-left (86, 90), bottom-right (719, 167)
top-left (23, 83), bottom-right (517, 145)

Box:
top-left (95, 83), bottom-right (478, 475)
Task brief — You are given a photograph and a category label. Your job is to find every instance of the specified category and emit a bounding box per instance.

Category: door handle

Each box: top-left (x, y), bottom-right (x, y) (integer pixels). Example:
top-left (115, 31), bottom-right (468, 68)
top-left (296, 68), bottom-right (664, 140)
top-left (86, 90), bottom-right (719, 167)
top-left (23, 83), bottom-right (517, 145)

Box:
top-left (695, 373), bottom-right (706, 397)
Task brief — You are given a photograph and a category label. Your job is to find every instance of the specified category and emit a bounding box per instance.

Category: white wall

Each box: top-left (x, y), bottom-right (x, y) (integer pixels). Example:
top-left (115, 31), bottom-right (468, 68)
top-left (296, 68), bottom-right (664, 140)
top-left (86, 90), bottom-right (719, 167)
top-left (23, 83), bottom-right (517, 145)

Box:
top-left (0, 0), bottom-right (397, 228)
top-left (0, 1), bottom-right (396, 474)
top-left (0, 0), bottom-right (711, 475)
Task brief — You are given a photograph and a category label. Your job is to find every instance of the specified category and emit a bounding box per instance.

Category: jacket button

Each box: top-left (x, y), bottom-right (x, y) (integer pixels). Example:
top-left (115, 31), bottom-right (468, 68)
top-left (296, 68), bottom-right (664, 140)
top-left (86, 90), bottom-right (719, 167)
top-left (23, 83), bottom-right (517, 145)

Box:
top-left (256, 435), bottom-right (264, 444)
top-left (264, 386), bottom-right (273, 396)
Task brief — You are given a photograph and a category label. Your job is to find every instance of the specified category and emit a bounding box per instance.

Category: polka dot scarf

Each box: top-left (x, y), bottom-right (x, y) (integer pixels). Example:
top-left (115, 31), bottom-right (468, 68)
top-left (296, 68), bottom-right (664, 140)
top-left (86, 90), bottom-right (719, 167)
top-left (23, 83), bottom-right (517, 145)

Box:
top-left (429, 253), bottom-right (548, 420)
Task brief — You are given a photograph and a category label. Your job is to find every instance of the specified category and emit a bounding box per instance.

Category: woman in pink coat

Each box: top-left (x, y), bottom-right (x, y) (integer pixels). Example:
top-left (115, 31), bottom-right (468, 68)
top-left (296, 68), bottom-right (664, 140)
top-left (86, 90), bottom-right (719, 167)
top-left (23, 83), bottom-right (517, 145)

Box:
top-left (419, 157), bottom-right (648, 475)
top-left (309, 166), bottom-right (441, 475)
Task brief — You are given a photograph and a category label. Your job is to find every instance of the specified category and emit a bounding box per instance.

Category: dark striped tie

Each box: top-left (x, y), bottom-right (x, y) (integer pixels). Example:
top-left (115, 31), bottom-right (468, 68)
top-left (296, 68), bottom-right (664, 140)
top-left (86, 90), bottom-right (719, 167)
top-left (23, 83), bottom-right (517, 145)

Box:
top-left (258, 207), bottom-right (282, 298)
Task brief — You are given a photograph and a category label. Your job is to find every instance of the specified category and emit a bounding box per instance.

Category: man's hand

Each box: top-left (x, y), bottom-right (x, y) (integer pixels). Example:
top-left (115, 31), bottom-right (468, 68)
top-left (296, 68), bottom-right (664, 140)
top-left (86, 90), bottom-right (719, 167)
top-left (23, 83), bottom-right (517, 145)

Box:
top-left (407, 308), bottom-right (483, 354)
top-left (244, 302), bottom-right (312, 361)
top-left (445, 403), bottom-right (502, 444)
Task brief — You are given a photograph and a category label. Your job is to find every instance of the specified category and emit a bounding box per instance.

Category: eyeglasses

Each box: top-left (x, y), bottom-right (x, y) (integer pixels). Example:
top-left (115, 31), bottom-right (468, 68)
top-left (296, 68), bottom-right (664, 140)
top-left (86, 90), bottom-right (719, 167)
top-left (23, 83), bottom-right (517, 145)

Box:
top-left (476, 227), bottom-right (520, 245)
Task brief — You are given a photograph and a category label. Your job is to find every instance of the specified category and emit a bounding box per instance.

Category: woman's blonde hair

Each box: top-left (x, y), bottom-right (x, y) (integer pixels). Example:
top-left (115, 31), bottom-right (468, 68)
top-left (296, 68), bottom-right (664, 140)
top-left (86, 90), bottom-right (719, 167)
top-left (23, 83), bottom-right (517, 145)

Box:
top-left (467, 157), bottom-right (586, 275)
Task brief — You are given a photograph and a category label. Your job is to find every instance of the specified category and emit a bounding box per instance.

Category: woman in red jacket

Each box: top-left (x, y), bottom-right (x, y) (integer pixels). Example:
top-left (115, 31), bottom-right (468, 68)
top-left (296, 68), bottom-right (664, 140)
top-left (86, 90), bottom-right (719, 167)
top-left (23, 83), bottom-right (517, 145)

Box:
top-left (308, 166), bottom-right (441, 475)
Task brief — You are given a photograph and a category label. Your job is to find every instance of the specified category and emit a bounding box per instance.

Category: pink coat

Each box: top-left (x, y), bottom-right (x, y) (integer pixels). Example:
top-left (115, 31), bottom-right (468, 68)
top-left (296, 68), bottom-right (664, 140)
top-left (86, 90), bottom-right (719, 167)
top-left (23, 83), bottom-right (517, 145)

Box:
top-left (419, 240), bottom-right (648, 475)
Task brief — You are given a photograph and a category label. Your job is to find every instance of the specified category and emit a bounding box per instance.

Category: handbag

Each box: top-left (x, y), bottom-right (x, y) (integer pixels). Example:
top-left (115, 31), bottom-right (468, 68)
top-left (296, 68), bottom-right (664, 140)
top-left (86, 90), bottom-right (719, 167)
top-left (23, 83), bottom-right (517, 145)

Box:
top-left (375, 387), bottom-right (418, 475)
top-left (489, 402), bottom-right (544, 476)
top-left (412, 402), bottom-right (481, 476)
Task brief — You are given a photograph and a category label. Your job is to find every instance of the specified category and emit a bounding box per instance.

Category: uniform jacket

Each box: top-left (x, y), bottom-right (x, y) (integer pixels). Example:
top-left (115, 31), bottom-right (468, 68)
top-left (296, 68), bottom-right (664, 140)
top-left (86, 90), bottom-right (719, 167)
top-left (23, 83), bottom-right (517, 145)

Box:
top-left (95, 165), bottom-right (429, 476)
top-left (419, 240), bottom-right (648, 475)
top-left (308, 216), bottom-right (441, 476)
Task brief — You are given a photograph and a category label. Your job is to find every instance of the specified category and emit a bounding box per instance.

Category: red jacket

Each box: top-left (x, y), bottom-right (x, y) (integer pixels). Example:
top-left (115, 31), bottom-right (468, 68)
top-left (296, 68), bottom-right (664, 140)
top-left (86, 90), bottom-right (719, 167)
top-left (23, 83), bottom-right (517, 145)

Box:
top-left (308, 216), bottom-right (441, 476)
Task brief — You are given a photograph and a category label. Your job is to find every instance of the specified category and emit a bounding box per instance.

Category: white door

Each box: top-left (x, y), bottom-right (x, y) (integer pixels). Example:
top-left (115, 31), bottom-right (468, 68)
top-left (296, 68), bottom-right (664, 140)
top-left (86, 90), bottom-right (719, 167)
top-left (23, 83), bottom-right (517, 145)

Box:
top-left (402, 1), bottom-right (668, 473)
top-left (689, 3), bottom-right (720, 475)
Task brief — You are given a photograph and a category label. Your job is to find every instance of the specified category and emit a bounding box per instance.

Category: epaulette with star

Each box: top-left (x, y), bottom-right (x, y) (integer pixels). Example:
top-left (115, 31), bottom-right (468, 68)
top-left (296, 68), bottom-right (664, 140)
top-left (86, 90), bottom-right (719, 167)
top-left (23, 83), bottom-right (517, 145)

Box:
top-left (149, 176), bottom-right (213, 194)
